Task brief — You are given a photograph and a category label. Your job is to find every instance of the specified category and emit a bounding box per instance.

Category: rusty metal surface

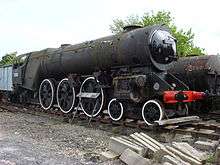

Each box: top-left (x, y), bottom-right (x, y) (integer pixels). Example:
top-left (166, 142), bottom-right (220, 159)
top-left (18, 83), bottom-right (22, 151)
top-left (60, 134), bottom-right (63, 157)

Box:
top-left (169, 55), bottom-right (220, 94)
top-left (0, 65), bottom-right (13, 91)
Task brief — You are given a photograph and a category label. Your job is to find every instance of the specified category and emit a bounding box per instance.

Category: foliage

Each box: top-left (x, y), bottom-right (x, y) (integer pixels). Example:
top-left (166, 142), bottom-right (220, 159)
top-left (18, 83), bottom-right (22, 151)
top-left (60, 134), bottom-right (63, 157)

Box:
top-left (0, 52), bottom-right (17, 66)
top-left (110, 11), bottom-right (205, 56)
top-left (206, 154), bottom-right (215, 164)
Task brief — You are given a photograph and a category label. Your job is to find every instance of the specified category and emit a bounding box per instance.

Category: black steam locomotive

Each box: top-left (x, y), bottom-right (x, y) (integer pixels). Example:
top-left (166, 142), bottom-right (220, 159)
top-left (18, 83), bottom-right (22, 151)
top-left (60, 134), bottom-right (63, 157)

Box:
top-left (0, 25), bottom-right (205, 125)
top-left (169, 55), bottom-right (220, 111)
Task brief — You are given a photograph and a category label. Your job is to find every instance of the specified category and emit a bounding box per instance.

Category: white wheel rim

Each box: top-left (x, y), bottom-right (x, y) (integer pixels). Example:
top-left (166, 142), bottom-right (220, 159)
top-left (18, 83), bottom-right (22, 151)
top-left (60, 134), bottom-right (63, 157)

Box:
top-left (142, 100), bottom-right (163, 125)
top-left (56, 78), bottom-right (75, 113)
top-left (108, 98), bottom-right (124, 121)
top-left (79, 77), bottom-right (104, 117)
top-left (39, 79), bottom-right (54, 110)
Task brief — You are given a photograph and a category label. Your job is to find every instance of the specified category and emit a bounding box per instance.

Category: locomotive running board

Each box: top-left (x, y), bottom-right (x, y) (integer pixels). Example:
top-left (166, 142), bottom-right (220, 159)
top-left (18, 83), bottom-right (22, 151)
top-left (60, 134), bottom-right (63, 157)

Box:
top-left (77, 92), bottom-right (100, 99)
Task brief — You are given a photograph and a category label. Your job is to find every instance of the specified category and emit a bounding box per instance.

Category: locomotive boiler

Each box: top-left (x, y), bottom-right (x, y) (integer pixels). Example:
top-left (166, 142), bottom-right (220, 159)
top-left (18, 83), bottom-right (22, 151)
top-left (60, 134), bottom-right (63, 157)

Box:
top-left (2, 25), bottom-right (205, 125)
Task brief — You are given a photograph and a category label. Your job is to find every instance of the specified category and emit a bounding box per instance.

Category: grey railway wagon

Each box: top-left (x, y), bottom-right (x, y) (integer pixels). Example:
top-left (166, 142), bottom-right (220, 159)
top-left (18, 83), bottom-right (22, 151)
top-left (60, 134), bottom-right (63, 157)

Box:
top-left (0, 65), bottom-right (13, 91)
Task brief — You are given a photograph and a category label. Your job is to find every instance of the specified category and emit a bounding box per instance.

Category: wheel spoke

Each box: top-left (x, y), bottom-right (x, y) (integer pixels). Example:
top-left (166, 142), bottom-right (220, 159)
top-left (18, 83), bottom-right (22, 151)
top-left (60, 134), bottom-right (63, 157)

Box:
top-left (39, 79), bottom-right (54, 110)
top-left (57, 78), bottom-right (75, 113)
top-left (142, 100), bottom-right (163, 125)
top-left (108, 99), bottom-right (123, 121)
top-left (80, 77), bottom-right (104, 117)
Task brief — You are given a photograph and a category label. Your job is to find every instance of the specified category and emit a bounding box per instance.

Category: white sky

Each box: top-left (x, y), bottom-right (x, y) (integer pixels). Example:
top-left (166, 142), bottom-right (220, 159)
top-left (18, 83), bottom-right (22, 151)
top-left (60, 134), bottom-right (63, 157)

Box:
top-left (0, 0), bottom-right (220, 58)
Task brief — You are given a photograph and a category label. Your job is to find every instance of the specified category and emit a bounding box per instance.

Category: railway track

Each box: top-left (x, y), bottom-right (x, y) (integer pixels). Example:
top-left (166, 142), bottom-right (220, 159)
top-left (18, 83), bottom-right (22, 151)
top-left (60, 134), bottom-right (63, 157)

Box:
top-left (162, 121), bottom-right (220, 140)
top-left (199, 111), bottom-right (220, 122)
top-left (1, 102), bottom-right (220, 140)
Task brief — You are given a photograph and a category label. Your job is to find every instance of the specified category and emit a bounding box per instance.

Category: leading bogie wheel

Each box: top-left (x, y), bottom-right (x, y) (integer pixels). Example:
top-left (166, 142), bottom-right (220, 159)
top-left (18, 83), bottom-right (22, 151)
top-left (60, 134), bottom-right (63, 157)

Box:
top-left (108, 98), bottom-right (124, 121)
top-left (39, 79), bottom-right (55, 110)
top-left (142, 99), bottom-right (164, 125)
top-left (57, 78), bottom-right (76, 113)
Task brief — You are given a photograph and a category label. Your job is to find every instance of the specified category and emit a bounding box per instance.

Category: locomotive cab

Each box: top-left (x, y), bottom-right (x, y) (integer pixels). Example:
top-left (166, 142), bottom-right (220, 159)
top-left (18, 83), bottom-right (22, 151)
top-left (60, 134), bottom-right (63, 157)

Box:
top-left (12, 53), bottom-right (30, 86)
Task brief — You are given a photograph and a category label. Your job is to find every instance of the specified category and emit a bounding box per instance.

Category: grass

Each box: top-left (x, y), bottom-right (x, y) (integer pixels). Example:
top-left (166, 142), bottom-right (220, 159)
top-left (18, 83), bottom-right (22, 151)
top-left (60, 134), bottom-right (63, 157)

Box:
top-left (206, 154), bottom-right (215, 164)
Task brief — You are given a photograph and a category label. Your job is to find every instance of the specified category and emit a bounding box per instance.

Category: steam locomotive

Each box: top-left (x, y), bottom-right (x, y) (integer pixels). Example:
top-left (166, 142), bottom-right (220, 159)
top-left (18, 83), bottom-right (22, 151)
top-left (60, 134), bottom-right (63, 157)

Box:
top-left (169, 55), bottom-right (220, 112)
top-left (0, 25), bottom-right (205, 125)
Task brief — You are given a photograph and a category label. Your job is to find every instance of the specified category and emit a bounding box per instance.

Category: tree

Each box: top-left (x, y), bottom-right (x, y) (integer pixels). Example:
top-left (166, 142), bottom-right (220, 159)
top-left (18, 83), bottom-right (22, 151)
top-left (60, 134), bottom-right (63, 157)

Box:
top-left (110, 11), bottom-right (205, 56)
top-left (0, 52), bottom-right (17, 66)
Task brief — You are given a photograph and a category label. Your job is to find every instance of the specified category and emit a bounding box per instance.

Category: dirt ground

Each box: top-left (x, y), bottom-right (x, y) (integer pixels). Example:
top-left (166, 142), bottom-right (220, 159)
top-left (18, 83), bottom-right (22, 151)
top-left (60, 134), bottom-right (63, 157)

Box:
top-left (0, 108), bottom-right (126, 165)
top-left (0, 107), bottom-right (217, 165)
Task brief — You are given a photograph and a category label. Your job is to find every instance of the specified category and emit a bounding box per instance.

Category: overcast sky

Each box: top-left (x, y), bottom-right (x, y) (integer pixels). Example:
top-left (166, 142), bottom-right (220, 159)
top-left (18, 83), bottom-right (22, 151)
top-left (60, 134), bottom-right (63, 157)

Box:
top-left (0, 0), bottom-right (219, 58)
